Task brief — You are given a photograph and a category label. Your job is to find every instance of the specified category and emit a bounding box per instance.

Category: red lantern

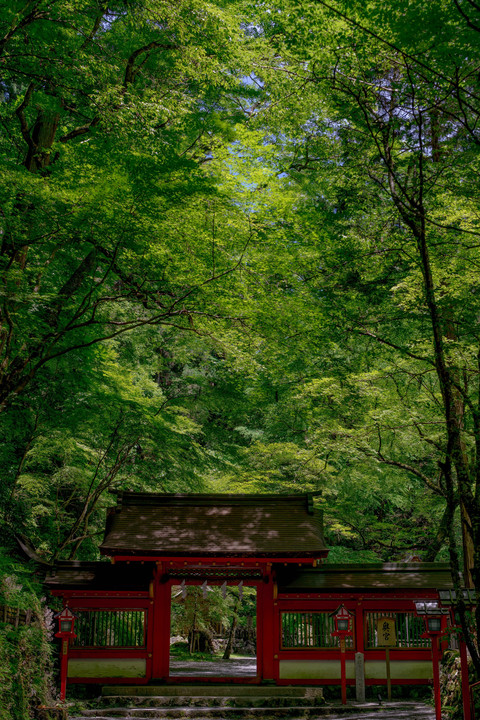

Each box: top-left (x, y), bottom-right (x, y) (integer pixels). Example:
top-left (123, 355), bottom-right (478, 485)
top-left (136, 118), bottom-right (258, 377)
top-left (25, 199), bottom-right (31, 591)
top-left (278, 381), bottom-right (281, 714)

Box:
top-left (332, 604), bottom-right (353, 636)
top-left (415, 603), bottom-right (445, 720)
top-left (54, 606), bottom-right (77, 639)
top-left (54, 607), bottom-right (77, 702)
top-left (330, 605), bottom-right (354, 705)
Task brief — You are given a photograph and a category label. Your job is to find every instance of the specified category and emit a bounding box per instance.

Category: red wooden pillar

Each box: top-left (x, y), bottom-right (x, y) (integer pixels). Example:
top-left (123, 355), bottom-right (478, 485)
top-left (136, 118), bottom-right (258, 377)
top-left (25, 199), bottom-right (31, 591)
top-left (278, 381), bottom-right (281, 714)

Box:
top-left (272, 574), bottom-right (280, 682)
top-left (146, 579), bottom-right (155, 681)
top-left (431, 636), bottom-right (442, 720)
top-left (255, 580), bottom-right (263, 680)
top-left (339, 636), bottom-right (347, 704)
top-left (355, 600), bottom-right (364, 654)
top-left (260, 565), bottom-right (275, 681)
top-left (151, 563), bottom-right (171, 680)
top-left (59, 638), bottom-right (69, 701)
top-left (459, 637), bottom-right (472, 720)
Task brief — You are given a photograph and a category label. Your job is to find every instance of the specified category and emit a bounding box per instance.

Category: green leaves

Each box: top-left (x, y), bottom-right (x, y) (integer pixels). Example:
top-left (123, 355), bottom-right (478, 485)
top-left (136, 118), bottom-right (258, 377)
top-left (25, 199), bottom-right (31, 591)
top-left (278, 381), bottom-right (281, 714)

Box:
top-left (1, 0), bottom-right (479, 585)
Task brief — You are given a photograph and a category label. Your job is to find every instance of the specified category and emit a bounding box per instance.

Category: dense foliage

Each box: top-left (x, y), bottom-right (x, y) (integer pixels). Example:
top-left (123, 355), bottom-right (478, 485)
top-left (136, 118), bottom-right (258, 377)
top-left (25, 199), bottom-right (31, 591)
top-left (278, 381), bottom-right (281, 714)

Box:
top-left (1, 0), bottom-right (480, 711)
top-left (0, 550), bottom-right (54, 720)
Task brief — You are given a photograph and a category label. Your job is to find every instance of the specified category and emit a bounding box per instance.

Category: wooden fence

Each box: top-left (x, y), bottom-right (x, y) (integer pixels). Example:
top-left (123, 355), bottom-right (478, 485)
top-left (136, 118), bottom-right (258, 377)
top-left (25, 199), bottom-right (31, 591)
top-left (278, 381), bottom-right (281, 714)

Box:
top-left (72, 609), bottom-right (145, 648)
top-left (0, 604), bottom-right (36, 628)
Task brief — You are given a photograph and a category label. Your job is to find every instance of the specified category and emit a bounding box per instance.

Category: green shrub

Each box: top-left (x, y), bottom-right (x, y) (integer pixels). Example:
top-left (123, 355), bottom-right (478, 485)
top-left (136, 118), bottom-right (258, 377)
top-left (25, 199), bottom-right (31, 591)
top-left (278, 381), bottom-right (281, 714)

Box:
top-left (0, 557), bottom-right (55, 720)
top-left (440, 649), bottom-right (480, 720)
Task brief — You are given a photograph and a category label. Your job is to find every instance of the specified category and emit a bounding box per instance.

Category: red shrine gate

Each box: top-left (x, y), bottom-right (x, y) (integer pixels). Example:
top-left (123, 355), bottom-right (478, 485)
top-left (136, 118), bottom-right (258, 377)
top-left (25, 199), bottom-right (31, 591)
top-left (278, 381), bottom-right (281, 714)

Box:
top-left (46, 492), bottom-right (468, 702)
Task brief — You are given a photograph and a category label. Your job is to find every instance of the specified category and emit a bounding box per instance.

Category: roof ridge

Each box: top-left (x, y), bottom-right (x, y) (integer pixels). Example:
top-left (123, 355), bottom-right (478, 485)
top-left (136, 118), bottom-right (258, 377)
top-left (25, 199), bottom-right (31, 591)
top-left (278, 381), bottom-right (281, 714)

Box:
top-left (115, 491), bottom-right (313, 506)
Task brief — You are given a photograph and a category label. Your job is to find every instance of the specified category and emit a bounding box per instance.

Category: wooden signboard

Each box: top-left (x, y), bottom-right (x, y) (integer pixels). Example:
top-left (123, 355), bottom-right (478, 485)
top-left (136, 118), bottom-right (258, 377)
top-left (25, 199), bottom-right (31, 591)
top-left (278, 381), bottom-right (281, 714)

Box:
top-left (377, 617), bottom-right (396, 647)
top-left (377, 617), bottom-right (396, 700)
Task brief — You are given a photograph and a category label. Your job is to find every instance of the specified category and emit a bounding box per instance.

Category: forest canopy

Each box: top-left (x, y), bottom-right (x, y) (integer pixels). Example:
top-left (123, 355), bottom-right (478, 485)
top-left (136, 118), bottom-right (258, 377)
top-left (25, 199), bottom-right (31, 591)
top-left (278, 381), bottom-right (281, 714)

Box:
top-left (1, 0), bottom-right (480, 674)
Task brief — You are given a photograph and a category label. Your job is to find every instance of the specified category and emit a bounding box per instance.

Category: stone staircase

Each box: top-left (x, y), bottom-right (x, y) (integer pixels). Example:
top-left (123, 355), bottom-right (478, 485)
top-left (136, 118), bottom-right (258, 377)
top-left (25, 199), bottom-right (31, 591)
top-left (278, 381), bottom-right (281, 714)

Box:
top-left (68, 685), bottom-right (436, 720)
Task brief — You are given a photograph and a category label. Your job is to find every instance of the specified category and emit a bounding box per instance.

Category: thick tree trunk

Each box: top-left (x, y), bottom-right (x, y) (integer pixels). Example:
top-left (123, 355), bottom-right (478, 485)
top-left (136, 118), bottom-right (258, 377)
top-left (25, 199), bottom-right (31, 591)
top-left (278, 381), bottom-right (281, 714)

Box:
top-left (460, 501), bottom-right (475, 588)
top-left (24, 111), bottom-right (60, 172)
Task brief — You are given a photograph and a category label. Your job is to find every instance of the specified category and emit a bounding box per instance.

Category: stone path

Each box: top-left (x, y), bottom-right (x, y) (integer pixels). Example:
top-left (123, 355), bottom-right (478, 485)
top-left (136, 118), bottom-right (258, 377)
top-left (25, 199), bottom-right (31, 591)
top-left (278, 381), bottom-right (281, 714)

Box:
top-left (169, 658), bottom-right (257, 677)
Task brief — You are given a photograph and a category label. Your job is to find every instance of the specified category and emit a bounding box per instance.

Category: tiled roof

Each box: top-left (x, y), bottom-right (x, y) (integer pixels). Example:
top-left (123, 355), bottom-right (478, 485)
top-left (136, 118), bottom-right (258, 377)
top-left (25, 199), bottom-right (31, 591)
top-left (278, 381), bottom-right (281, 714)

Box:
top-left (45, 561), bottom-right (154, 590)
top-left (45, 560), bottom-right (455, 593)
top-left (277, 563), bottom-right (454, 592)
top-left (100, 492), bottom-right (327, 558)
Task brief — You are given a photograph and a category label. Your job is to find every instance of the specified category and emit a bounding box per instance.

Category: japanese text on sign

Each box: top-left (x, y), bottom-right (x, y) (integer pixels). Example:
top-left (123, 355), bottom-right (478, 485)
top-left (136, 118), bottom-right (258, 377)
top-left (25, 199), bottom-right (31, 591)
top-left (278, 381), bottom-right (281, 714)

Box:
top-left (376, 617), bottom-right (396, 647)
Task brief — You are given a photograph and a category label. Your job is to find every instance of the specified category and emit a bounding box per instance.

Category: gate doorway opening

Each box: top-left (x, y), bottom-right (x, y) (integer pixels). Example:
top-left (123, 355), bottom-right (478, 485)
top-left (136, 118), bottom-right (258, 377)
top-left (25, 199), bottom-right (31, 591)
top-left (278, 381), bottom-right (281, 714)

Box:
top-left (169, 583), bottom-right (257, 679)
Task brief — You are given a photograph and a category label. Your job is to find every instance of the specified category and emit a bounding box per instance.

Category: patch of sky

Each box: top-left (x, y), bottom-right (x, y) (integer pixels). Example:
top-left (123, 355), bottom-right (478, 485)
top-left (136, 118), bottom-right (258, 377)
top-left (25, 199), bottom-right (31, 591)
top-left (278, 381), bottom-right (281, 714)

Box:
top-left (0, 81), bottom-right (10, 103)
top-left (99, 10), bottom-right (123, 34)
top-left (241, 21), bottom-right (267, 39)
top-left (241, 74), bottom-right (264, 89)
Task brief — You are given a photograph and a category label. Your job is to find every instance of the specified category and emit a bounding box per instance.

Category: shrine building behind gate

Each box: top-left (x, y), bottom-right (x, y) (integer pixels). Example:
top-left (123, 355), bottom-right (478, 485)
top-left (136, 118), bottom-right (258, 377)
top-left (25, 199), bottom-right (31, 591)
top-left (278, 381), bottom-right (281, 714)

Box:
top-left (46, 492), bottom-right (455, 689)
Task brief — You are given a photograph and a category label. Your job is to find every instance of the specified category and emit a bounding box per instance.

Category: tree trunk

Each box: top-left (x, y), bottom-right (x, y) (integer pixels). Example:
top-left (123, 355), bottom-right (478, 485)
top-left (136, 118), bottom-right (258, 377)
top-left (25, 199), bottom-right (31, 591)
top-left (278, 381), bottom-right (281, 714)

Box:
top-left (223, 598), bottom-right (240, 660)
top-left (24, 111), bottom-right (60, 173)
top-left (424, 500), bottom-right (455, 562)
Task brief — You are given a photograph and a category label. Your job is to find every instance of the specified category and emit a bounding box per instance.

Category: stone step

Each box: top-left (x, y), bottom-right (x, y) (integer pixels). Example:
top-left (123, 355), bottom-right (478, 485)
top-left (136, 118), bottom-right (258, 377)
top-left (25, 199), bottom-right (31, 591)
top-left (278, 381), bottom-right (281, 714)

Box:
top-left (97, 697), bottom-right (324, 709)
top-left (73, 708), bottom-right (325, 718)
top-left (71, 712), bottom-right (435, 720)
top-left (101, 685), bottom-right (321, 698)
top-left (69, 701), bottom-right (435, 720)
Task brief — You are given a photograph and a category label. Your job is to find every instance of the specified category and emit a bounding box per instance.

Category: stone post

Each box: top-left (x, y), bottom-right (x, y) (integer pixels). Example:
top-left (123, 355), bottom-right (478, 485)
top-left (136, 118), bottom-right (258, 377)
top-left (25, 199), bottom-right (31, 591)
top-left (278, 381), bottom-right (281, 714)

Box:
top-left (355, 652), bottom-right (365, 702)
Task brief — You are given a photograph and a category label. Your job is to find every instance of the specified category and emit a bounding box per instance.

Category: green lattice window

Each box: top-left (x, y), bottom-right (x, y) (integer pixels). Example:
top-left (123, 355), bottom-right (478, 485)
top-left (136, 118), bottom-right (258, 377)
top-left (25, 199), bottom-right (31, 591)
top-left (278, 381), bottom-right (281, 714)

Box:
top-left (281, 612), bottom-right (354, 649)
top-left (72, 610), bottom-right (146, 648)
top-left (365, 612), bottom-right (429, 649)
